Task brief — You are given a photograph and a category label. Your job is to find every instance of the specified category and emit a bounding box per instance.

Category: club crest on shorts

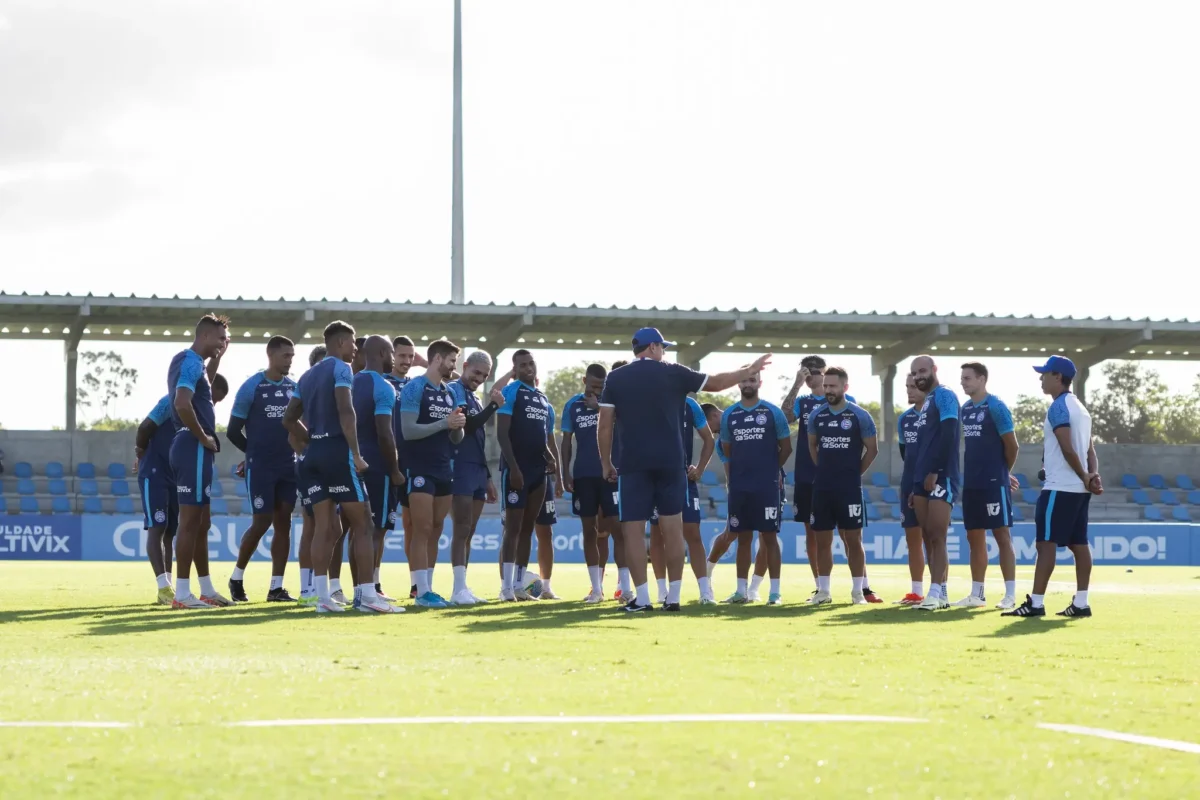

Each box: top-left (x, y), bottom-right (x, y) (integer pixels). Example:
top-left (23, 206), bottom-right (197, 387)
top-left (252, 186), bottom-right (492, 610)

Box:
top-left (413, 476), bottom-right (426, 488)
top-left (508, 491), bottom-right (519, 504)
top-left (253, 496), bottom-right (264, 510)
top-left (755, 412), bottom-right (768, 426)
top-left (204, 485), bottom-right (211, 497)
top-left (729, 515), bottom-right (739, 528)
top-left (388, 510), bottom-right (397, 522)
top-left (840, 417), bottom-right (853, 430)
top-left (154, 510), bottom-right (166, 524)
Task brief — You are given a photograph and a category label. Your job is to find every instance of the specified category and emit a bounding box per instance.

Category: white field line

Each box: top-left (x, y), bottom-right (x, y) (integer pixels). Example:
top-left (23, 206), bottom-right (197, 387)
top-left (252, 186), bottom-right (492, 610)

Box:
top-left (0, 721), bottom-right (130, 729)
top-left (230, 713), bottom-right (928, 728)
top-left (1039, 723), bottom-right (1200, 754)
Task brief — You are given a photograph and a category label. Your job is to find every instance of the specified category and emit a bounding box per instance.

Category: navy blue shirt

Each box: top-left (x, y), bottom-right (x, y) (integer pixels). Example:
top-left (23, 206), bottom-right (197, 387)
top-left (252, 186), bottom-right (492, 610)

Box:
top-left (384, 375), bottom-right (410, 469)
top-left (792, 393), bottom-right (855, 484)
top-left (720, 400), bottom-right (790, 491)
top-left (807, 401), bottom-right (877, 491)
top-left (352, 371), bottom-right (398, 470)
top-left (961, 395), bottom-right (1015, 490)
top-left (449, 379), bottom-right (488, 467)
top-left (600, 359), bottom-right (707, 473)
top-left (682, 397), bottom-right (708, 468)
top-left (399, 375), bottom-right (462, 480)
top-left (561, 394), bottom-right (602, 479)
top-left (230, 372), bottom-right (297, 470)
top-left (140, 395), bottom-right (176, 481)
top-left (912, 385), bottom-right (962, 486)
top-left (498, 381), bottom-right (551, 468)
top-left (168, 349), bottom-right (215, 438)
top-left (295, 356), bottom-right (355, 440)
top-left (897, 406), bottom-right (922, 496)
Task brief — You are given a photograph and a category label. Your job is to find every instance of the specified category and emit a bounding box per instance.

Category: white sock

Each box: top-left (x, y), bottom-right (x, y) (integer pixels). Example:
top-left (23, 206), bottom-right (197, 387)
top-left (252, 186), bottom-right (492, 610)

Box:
top-left (1074, 590), bottom-right (1089, 607)
top-left (359, 583), bottom-right (378, 603)
top-left (706, 559), bottom-right (719, 576)
top-left (315, 575), bottom-right (331, 602)
top-left (666, 580), bottom-right (681, 604)
top-left (408, 565), bottom-right (420, 589)
top-left (415, 570), bottom-right (431, 596)
top-left (972, 581), bottom-right (986, 599)
top-left (588, 566), bottom-right (603, 593)
top-left (813, 575), bottom-right (820, 591)
top-left (453, 565), bottom-right (468, 595)
top-left (300, 568), bottom-right (313, 594)
top-left (330, 578), bottom-right (342, 595)
top-left (634, 582), bottom-right (650, 605)
top-left (737, 578), bottom-right (748, 594)
top-left (156, 573), bottom-right (171, 589)
top-left (425, 568), bottom-right (435, 593)
top-left (230, 567), bottom-right (245, 581)
top-left (618, 568), bottom-right (632, 593)
top-left (543, 578), bottom-right (553, 595)
top-left (501, 562), bottom-right (515, 590)
top-left (1031, 593), bottom-right (1045, 609)
top-left (198, 575), bottom-right (216, 597)
top-left (770, 578), bottom-right (780, 594)
top-left (270, 575), bottom-right (283, 590)
top-left (698, 576), bottom-right (711, 597)
top-left (749, 574), bottom-right (764, 594)
top-left (817, 575), bottom-right (830, 593)
top-left (655, 578), bottom-right (667, 602)
top-left (374, 567), bottom-right (381, 584)
top-left (852, 576), bottom-right (865, 593)
top-left (175, 577), bottom-right (191, 600)
top-left (911, 580), bottom-right (923, 595)
top-left (1004, 580), bottom-right (1016, 598)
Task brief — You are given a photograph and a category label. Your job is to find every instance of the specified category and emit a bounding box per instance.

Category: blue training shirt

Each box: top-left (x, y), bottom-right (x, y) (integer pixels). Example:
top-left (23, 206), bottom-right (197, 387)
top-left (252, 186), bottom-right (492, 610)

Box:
top-left (449, 379), bottom-right (488, 467)
top-left (168, 349), bottom-right (215, 438)
top-left (562, 394), bottom-right (602, 479)
top-left (961, 394), bottom-right (1015, 490)
top-left (912, 384), bottom-right (961, 486)
top-left (498, 381), bottom-right (551, 469)
top-left (399, 375), bottom-right (462, 480)
top-left (897, 406), bottom-right (922, 496)
top-left (720, 399), bottom-right (790, 492)
top-left (600, 359), bottom-right (707, 473)
top-left (792, 393), bottom-right (855, 485)
top-left (384, 374), bottom-right (410, 471)
top-left (140, 395), bottom-right (176, 480)
top-left (807, 401), bottom-right (877, 491)
top-left (230, 372), bottom-right (297, 470)
top-left (352, 370), bottom-right (398, 470)
top-left (295, 356), bottom-right (355, 440)
top-left (682, 396), bottom-right (708, 468)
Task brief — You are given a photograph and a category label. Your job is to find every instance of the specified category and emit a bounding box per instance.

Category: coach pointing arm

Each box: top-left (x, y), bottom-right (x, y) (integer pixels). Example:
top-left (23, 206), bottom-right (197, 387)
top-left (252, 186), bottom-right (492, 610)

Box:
top-left (701, 354), bottom-right (773, 393)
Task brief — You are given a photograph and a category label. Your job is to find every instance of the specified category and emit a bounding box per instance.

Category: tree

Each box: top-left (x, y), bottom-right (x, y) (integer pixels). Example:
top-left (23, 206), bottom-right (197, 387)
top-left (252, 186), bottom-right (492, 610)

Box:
top-left (541, 362), bottom-right (591, 419)
top-left (1011, 395), bottom-right (1050, 445)
top-left (77, 351), bottom-right (138, 422)
top-left (694, 391), bottom-right (737, 411)
top-left (80, 417), bottom-right (140, 431)
top-left (1089, 361), bottom-right (1170, 444)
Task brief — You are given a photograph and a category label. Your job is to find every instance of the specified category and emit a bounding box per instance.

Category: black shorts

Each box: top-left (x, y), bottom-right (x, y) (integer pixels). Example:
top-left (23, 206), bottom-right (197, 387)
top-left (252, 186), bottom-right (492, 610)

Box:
top-left (963, 485), bottom-right (1014, 531)
top-left (792, 482), bottom-right (814, 524)
top-left (396, 478), bottom-right (409, 509)
top-left (572, 476), bottom-right (618, 518)
top-left (537, 477), bottom-right (559, 525)
top-left (501, 464), bottom-right (546, 511)
top-left (1036, 490), bottom-right (1090, 547)
top-left (912, 475), bottom-right (958, 507)
top-left (299, 437), bottom-right (368, 506)
top-left (618, 468), bottom-right (685, 523)
top-left (363, 470), bottom-right (399, 530)
top-left (406, 472), bottom-right (453, 499)
top-left (727, 485), bottom-right (783, 533)
top-left (811, 487), bottom-right (866, 532)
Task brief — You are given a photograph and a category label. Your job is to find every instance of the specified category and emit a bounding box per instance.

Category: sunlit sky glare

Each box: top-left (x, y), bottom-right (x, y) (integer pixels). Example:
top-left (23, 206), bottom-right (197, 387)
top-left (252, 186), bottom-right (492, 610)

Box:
top-left (1, 1), bottom-right (1198, 428)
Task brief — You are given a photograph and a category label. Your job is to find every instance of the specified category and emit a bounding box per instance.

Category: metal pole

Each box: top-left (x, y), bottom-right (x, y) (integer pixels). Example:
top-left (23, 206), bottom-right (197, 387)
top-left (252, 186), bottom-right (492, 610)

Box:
top-left (450, 0), bottom-right (465, 304)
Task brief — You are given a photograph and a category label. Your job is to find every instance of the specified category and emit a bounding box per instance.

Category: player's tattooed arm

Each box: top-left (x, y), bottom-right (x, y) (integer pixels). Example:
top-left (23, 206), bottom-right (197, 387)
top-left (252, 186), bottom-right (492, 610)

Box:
top-left (781, 367), bottom-right (807, 424)
top-left (400, 411), bottom-right (450, 440)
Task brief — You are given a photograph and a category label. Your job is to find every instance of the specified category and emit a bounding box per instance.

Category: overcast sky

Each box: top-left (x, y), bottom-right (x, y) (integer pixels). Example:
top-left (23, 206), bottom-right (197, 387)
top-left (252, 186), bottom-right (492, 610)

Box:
top-left (1, 1), bottom-right (1198, 428)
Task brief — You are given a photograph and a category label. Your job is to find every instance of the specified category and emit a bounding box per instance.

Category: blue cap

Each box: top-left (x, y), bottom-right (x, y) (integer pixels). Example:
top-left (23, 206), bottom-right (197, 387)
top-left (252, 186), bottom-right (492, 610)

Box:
top-left (632, 327), bottom-right (675, 349)
top-left (1033, 355), bottom-right (1077, 379)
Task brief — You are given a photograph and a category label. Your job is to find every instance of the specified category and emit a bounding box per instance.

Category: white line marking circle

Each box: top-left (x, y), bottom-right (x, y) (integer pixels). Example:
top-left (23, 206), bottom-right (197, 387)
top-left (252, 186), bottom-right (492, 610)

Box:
top-left (230, 713), bottom-right (928, 728)
top-left (1039, 723), bottom-right (1200, 754)
top-left (0, 721), bottom-right (130, 729)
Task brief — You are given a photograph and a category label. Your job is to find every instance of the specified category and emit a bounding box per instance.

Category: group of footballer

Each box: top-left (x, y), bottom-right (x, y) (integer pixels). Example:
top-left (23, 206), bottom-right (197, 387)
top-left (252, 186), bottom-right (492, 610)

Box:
top-left (134, 314), bottom-right (1101, 619)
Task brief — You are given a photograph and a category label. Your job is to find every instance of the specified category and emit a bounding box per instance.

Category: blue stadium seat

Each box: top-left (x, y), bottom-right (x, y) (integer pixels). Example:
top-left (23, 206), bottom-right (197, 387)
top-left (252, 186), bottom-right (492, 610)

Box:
top-left (866, 504), bottom-right (882, 521)
top-left (889, 504), bottom-right (902, 519)
top-left (1143, 506), bottom-right (1164, 522)
top-left (211, 498), bottom-right (228, 515)
top-left (1188, 491), bottom-right (1200, 506)
top-left (784, 471), bottom-right (794, 486)
top-left (45, 461), bottom-right (65, 479)
top-left (115, 497), bottom-right (135, 515)
top-left (76, 462), bottom-right (96, 479)
top-left (715, 503), bottom-right (727, 519)
top-left (1021, 488), bottom-right (1040, 505)
top-left (17, 479), bottom-right (36, 496)
top-left (48, 479), bottom-right (67, 496)
top-left (1011, 505), bottom-right (1024, 521)
top-left (107, 463), bottom-right (127, 480)
top-left (209, 480), bottom-right (224, 498)
top-left (1160, 490), bottom-right (1180, 506)
top-left (0, 496), bottom-right (5, 514)
top-left (15, 462), bottom-right (33, 479)
top-left (1148, 474), bottom-right (1168, 490)
top-left (234, 481), bottom-right (248, 498)
top-left (79, 479), bottom-right (99, 497)
top-left (241, 498), bottom-right (254, 515)
top-left (229, 463), bottom-right (241, 479)
top-left (52, 496), bottom-right (71, 514)
top-left (1172, 506), bottom-right (1192, 522)
top-left (881, 487), bottom-right (900, 505)
top-left (871, 472), bottom-right (889, 488)
top-left (1177, 475), bottom-right (1196, 491)
top-left (951, 505), bottom-right (963, 521)
top-left (20, 497), bottom-right (39, 514)
top-left (1131, 489), bottom-right (1152, 506)
top-left (1014, 473), bottom-right (1031, 489)
top-left (1121, 474), bottom-right (1140, 490)
top-left (700, 472), bottom-right (718, 486)
top-left (82, 497), bottom-right (103, 514)
top-left (110, 480), bottom-right (131, 497)
top-left (708, 486), bottom-right (728, 503)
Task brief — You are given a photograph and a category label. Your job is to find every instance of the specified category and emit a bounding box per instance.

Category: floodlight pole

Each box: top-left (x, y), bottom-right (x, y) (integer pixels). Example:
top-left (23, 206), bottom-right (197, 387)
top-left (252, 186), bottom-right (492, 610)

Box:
top-left (450, 0), bottom-right (465, 305)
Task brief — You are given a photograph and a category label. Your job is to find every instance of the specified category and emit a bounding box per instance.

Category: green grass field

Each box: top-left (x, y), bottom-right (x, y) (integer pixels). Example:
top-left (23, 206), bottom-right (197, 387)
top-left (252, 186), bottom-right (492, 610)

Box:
top-left (1, 563), bottom-right (1198, 798)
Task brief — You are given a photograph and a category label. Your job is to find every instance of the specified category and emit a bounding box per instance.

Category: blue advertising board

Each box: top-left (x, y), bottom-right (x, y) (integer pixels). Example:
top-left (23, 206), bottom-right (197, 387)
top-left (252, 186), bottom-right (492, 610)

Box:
top-left (52, 515), bottom-right (1200, 566)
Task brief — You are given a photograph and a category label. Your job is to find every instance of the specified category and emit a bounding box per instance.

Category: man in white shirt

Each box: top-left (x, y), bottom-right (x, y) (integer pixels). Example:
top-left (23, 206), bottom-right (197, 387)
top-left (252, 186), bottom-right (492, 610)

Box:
top-left (1003, 357), bottom-right (1103, 619)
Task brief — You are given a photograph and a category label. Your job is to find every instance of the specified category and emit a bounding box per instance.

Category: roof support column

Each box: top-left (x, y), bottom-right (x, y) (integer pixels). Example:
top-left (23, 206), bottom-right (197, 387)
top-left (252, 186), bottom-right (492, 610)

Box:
top-left (64, 304), bottom-right (89, 432)
top-left (675, 319), bottom-right (744, 367)
top-left (1075, 366), bottom-right (1090, 406)
top-left (879, 364), bottom-right (897, 481)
